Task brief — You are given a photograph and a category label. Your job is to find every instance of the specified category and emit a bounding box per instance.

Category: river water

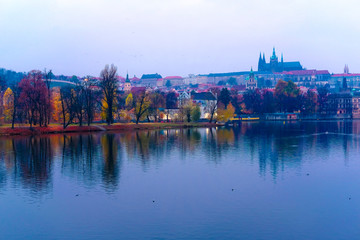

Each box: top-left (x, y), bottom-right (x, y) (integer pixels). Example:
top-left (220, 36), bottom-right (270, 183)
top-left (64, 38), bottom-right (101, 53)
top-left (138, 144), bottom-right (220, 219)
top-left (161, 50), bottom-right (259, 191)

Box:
top-left (1, 121), bottom-right (360, 239)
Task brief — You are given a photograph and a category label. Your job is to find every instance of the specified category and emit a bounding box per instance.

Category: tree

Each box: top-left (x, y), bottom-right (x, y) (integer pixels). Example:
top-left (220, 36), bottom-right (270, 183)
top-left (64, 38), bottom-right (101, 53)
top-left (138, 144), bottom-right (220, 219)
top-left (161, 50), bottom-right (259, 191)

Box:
top-left (180, 102), bottom-right (193, 122)
top-left (218, 88), bottom-right (231, 109)
top-left (274, 80), bottom-right (300, 113)
top-left (302, 90), bottom-right (317, 115)
top-left (60, 86), bottom-right (76, 129)
top-left (99, 64), bottom-right (118, 125)
top-left (217, 103), bottom-right (235, 122)
top-left (227, 77), bottom-right (237, 86)
top-left (52, 88), bottom-right (62, 123)
top-left (165, 80), bottom-right (172, 88)
top-left (3, 88), bottom-right (14, 122)
top-left (261, 90), bottom-right (275, 113)
top-left (83, 77), bottom-right (99, 126)
top-left (19, 70), bottom-right (51, 127)
top-left (125, 93), bottom-right (134, 110)
top-left (317, 86), bottom-right (329, 114)
top-left (166, 92), bottom-right (177, 109)
top-left (72, 85), bottom-right (86, 126)
top-left (207, 100), bottom-right (218, 123)
top-left (243, 89), bottom-right (262, 114)
top-left (134, 92), bottom-right (151, 124)
top-left (191, 104), bottom-right (201, 122)
top-left (149, 92), bottom-right (165, 122)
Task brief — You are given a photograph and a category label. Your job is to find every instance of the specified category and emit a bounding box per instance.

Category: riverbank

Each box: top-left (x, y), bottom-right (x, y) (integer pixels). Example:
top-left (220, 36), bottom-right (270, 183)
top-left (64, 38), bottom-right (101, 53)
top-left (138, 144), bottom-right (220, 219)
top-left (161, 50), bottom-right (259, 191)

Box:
top-left (0, 122), bottom-right (222, 136)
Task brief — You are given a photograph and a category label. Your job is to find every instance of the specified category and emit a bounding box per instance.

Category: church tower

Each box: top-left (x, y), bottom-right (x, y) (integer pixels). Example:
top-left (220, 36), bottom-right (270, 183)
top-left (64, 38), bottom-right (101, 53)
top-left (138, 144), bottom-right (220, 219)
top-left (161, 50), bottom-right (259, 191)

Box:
top-left (270, 47), bottom-right (278, 72)
top-left (258, 52), bottom-right (263, 71)
top-left (124, 73), bottom-right (131, 92)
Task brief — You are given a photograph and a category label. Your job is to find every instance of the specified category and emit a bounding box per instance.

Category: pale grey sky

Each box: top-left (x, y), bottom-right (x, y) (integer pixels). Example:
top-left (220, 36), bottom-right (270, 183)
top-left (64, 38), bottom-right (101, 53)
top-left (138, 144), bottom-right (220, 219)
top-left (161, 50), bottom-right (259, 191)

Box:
top-left (0, 0), bottom-right (359, 77)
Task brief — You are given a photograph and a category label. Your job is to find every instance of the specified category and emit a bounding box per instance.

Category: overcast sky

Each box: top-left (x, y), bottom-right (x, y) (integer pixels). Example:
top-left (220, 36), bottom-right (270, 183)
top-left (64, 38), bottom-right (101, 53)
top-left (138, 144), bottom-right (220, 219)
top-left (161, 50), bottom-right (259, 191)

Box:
top-left (0, 0), bottom-right (359, 77)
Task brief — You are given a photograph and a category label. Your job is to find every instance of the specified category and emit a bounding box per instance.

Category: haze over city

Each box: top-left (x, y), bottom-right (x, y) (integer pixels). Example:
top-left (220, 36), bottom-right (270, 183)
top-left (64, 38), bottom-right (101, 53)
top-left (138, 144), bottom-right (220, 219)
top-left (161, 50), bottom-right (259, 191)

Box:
top-left (1, 0), bottom-right (359, 77)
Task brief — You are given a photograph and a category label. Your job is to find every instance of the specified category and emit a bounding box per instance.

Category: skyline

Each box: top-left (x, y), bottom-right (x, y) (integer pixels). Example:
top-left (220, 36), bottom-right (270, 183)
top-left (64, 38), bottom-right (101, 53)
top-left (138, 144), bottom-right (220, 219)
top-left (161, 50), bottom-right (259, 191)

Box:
top-left (1, 0), bottom-right (360, 77)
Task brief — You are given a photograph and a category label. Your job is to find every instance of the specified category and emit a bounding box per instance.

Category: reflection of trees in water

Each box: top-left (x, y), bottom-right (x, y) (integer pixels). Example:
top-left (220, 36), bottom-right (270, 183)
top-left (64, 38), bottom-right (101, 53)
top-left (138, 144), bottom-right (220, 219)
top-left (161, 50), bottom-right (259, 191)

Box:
top-left (0, 137), bottom-right (53, 195)
top-left (61, 134), bottom-right (122, 192)
top-left (101, 134), bottom-right (121, 191)
top-left (61, 134), bottom-right (100, 187)
top-left (0, 121), bottom-right (359, 194)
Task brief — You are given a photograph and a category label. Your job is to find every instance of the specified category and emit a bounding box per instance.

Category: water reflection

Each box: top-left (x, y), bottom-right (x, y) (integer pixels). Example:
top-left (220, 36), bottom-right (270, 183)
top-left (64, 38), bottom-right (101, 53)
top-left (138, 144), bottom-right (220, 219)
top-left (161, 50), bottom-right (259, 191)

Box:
top-left (0, 120), bottom-right (359, 196)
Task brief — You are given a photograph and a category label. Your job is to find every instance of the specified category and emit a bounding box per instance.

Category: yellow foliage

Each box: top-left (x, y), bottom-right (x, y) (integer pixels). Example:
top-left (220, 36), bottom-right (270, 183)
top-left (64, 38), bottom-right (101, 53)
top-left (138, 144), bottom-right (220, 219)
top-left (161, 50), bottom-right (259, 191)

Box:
top-left (217, 103), bottom-right (235, 122)
top-left (3, 88), bottom-right (14, 122)
top-left (52, 89), bottom-right (62, 122)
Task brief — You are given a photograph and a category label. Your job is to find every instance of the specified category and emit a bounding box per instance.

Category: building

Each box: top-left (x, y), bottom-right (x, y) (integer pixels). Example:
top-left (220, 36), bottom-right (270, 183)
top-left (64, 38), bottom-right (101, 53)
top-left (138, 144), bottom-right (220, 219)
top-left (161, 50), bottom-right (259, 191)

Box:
top-left (140, 73), bottom-right (162, 87)
top-left (325, 78), bottom-right (353, 117)
top-left (178, 91), bottom-right (191, 106)
top-left (284, 70), bottom-right (330, 87)
top-left (192, 92), bottom-right (217, 119)
top-left (246, 68), bottom-right (257, 90)
top-left (164, 76), bottom-right (184, 86)
top-left (124, 73), bottom-right (131, 92)
top-left (329, 66), bottom-right (360, 90)
top-left (258, 48), bottom-right (303, 72)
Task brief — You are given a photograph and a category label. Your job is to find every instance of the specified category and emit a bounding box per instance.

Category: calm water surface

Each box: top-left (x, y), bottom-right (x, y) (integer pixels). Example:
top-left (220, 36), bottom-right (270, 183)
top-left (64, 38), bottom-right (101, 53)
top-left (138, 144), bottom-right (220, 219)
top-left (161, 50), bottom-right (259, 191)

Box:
top-left (1, 121), bottom-right (360, 239)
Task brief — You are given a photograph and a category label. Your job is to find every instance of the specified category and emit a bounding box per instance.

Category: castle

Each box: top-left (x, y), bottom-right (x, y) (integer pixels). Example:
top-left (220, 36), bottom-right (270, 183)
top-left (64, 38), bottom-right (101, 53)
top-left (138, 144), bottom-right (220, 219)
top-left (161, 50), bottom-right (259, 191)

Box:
top-left (258, 48), bottom-right (303, 73)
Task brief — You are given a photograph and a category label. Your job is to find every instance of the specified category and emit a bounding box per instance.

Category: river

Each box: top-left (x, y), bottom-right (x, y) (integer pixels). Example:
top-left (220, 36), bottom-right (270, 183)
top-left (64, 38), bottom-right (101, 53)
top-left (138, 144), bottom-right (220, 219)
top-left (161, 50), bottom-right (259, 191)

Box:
top-left (1, 121), bottom-right (360, 239)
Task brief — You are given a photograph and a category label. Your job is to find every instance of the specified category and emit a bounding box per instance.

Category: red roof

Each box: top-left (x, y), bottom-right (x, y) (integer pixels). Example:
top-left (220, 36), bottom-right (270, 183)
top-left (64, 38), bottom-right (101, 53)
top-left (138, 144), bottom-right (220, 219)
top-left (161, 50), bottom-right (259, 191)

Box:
top-left (164, 76), bottom-right (183, 80)
top-left (332, 73), bottom-right (360, 77)
top-left (285, 70), bottom-right (330, 76)
top-left (130, 77), bottom-right (140, 81)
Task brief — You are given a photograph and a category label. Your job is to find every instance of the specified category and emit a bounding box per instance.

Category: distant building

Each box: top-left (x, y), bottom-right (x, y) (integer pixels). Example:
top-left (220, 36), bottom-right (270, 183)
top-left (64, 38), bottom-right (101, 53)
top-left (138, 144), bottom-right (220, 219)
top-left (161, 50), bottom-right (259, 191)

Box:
top-left (164, 76), bottom-right (184, 86)
top-left (124, 73), bottom-right (131, 92)
top-left (140, 73), bottom-right (162, 87)
top-left (330, 66), bottom-right (360, 89)
top-left (246, 68), bottom-right (257, 90)
top-left (284, 70), bottom-right (330, 87)
top-left (258, 47), bottom-right (303, 72)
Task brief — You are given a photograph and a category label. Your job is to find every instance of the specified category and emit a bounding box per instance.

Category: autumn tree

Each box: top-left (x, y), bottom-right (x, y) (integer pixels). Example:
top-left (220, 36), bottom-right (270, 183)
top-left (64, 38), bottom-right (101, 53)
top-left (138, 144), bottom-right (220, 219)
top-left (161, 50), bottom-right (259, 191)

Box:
top-left (3, 88), bottom-right (14, 122)
top-left (83, 77), bottom-right (100, 126)
top-left (99, 64), bottom-right (118, 125)
top-left (218, 88), bottom-right (231, 109)
top-left (180, 102), bottom-right (194, 122)
top-left (191, 104), bottom-right (201, 122)
top-left (217, 103), bottom-right (235, 122)
top-left (243, 89), bottom-right (262, 114)
top-left (60, 86), bottom-right (76, 128)
top-left (134, 91), bottom-right (151, 124)
top-left (317, 86), bottom-right (329, 114)
top-left (274, 80), bottom-right (300, 113)
top-left (207, 100), bottom-right (218, 123)
top-left (166, 92), bottom-right (177, 109)
top-left (52, 88), bottom-right (62, 123)
top-left (148, 92), bottom-right (165, 122)
top-left (19, 70), bottom-right (51, 127)
top-left (301, 90), bottom-right (318, 115)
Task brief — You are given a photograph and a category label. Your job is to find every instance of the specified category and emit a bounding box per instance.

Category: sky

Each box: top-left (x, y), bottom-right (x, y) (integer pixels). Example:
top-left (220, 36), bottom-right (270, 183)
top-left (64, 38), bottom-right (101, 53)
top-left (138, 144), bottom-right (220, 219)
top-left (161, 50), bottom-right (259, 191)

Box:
top-left (0, 0), bottom-right (360, 78)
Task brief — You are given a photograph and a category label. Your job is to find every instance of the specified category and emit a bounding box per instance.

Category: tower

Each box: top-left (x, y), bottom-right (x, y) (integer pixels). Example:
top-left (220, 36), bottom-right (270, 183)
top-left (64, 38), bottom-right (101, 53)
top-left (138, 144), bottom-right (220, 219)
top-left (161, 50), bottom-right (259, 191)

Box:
top-left (124, 72), bottom-right (131, 92)
top-left (246, 67), bottom-right (257, 90)
top-left (270, 47), bottom-right (278, 72)
top-left (258, 52), bottom-right (263, 71)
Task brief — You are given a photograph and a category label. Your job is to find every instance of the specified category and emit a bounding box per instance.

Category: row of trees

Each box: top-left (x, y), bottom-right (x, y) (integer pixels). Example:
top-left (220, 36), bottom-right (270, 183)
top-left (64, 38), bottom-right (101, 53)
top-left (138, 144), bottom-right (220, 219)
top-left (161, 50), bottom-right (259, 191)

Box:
top-left (0, 64), bottom-right (331, 128)
top-left (213, 80), bottom-right (329, 116)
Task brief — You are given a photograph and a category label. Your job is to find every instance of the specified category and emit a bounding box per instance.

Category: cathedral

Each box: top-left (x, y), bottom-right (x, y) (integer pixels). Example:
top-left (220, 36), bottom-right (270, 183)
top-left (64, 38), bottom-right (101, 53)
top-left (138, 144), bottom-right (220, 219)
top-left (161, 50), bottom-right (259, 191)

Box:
top-left (258, 48), bottom-right (303, 73)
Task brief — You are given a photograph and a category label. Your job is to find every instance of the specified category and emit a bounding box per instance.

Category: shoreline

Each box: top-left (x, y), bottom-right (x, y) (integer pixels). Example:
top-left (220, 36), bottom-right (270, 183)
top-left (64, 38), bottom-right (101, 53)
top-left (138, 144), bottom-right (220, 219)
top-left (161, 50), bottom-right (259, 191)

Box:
top-left (0, 122), bottom-right (223, 137)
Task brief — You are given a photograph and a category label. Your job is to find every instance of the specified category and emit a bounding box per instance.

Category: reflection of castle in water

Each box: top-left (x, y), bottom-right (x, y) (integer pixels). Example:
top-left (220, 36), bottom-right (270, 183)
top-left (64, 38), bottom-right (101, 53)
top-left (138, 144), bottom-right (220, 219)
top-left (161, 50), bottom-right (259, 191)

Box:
top-left (0, 121), bottom-right (359, 195)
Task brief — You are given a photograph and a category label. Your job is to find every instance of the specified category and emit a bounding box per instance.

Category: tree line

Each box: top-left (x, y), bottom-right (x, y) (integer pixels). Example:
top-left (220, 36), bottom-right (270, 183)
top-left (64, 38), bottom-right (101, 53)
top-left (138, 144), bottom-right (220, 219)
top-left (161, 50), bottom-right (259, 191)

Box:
top-left (0, 65), bottom-right (331, 128)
